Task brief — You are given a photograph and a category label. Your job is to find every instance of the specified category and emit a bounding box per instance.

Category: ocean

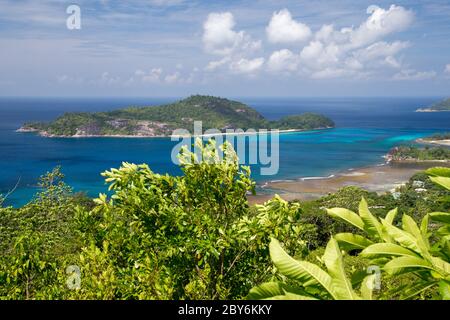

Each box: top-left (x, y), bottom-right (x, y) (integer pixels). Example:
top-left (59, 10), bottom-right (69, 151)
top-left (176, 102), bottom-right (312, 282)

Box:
top-left (0, 96), bottom-right (449, 207)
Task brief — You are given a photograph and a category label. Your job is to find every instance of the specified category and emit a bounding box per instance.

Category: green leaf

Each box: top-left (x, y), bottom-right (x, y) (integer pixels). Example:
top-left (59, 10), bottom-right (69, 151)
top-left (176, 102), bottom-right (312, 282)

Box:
top-left (322, 237), bottom-right (361, 300)
top-left (429, 212), bottom-right (450, 224)
top-left (426, 167), bottom-right (450, 178)
top-left (269, 238), bottom-right (337, 299)
top-left (246, 282), bottom-right (315, 300)
top-left (439, 280), bottom-right (450, 300)
top-left (334, 233), bottom-right (373, 251)
top-left (326, 208), bottom-right (364, 231)
top-left (385, 208), bottom-right (398, 225)
top-left (381, 219), bottom-right (421, 253)
top-left (384, 256), bottom-right (432, 275)
top-left (359, 198), bottom-right (384, 240)
top-left (361, 243), bottom-right (420, 258)
top-left (430, 176), bottom-right (450, 191)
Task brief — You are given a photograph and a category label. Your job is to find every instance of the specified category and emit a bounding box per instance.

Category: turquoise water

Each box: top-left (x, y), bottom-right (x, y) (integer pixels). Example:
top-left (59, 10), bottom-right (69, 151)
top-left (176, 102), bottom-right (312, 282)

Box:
top-left (0, 97), bottom-right (449, 206)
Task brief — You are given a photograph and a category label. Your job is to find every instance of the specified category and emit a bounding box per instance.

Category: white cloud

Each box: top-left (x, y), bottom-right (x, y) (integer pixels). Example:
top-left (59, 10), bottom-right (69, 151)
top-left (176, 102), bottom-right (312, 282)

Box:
top-left (348, 5), bottom-right (414, 49)
top-left (165, 72), bottom-right (181, 84)
top-left (202, 5), bottom-right (417, 81)
top-left (311, 68), bottom-right (354, 79)
top-left (300, 41), bottom-right (340, 69)
top-left (266, 9), bottom-right (311, 44)
top-left (202, 12), bottom-right (260, 56)
top-left (267, 49), bottom-right (299, 72)
top-left (353, 41), bottom-right (410, 62)
top-left (393, 69), bottom-right (436, 81)
top-left (205, 57), bottom-right (231, 71)
top-left (230, 57), bottom-right (265, 74)
top-left (445, 64), bottom-right (450, 74)
top-left (294, 5), bottom-right (414, 79)
top-left (133, 68), bottom-right (163, 83)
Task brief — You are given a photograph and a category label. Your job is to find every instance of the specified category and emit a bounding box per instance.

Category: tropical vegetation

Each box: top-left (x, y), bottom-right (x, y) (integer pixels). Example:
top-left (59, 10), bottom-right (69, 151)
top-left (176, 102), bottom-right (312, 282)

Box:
top-left (1, 139), bottom-right (449, 300)
top-left (19, 96), bottom-right (334, 137)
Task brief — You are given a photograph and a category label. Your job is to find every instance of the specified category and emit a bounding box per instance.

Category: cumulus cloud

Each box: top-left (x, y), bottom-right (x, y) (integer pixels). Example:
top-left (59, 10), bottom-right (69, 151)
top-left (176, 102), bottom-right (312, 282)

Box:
top-left (203, 12), bottom-right (264, 75)
top-left (202, 5), bottom-right (419, 81)
top-left (393, 69), bottom-right (436, 81)
top-left (349, 5), bottom-right (414, 49)
top-left (267, 49), bottom-right (299, 72)
top-left (202, 12), bottom-right (260, 56)
top-left (230, 58), bottom-right (265, 74)
top-left (289, 5), bottom-right (414, 79)
top-left (266, 9), bottom-right (311, 44)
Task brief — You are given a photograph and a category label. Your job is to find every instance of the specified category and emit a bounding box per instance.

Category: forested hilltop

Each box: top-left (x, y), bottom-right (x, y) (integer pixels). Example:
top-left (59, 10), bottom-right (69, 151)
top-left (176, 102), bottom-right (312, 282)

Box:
top-left (18, 95), bottom-right (335, 137)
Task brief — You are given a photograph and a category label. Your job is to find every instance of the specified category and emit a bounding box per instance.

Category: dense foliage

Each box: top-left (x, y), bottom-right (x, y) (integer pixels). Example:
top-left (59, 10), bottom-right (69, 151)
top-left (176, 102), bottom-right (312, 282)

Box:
top-left (20, 96), bottom-right (334, 137)
top-left (250, 168), bottom-right (450, 300)
top-left (1, 140), bottom-right (449, 300)
top-left (425, 132), bottom-right (450, 141)
top-left (388, 146), bottom-right (450, 161)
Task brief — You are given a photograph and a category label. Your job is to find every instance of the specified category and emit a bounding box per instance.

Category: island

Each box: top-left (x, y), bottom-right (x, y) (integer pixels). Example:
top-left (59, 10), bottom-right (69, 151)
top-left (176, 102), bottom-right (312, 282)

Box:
top-left (385, 146), bottom-right (450, 162)
top-left (416, 132), bottom-right (450, 147)
top-left (416, 97), bottom-right (450, 112)
top-left (17, 95), bottom-right (335, 138)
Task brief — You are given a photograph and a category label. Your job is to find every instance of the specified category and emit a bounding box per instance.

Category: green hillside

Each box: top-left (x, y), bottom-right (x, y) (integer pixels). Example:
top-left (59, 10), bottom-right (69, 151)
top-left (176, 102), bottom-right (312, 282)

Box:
top-left (417, 98), bottom-right (450, 112)
top-left (19, 95), bottom-right (335, 137)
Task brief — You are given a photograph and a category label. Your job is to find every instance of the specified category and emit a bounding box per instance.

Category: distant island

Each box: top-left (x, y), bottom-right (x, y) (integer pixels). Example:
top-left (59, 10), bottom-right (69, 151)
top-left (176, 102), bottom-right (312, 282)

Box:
top-left (386, 145), bottom-right (450, 163)
top-left (416, 97), bottom-right (450, 112)
top-left (17, 95), bottom-right (335, 138)
top-left (416, 132), bottom-right (450, 147)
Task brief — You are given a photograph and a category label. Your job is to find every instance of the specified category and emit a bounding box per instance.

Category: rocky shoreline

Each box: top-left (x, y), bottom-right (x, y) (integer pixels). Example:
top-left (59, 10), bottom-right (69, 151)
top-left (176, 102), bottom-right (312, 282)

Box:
top-left (248, 160), bottom-right (450, 204)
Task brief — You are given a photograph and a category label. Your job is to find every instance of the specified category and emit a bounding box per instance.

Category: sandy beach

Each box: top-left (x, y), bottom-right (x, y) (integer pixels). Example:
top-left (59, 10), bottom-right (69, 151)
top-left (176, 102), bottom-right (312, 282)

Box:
top-left (416, 138), bottom-right (450, 147)
top-left (248, 161), bottom-right (450, 204)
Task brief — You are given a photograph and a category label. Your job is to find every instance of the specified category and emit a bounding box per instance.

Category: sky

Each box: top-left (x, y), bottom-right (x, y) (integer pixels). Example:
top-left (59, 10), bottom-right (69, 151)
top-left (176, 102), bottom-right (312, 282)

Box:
top-left (0, 0), bottom-right (449, 97)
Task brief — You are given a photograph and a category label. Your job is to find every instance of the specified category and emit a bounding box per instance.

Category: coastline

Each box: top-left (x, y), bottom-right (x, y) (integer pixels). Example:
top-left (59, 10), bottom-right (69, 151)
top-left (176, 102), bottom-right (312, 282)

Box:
top-left (248, 160), bottom-right (450, 204)
top-left (15, 126), bottom-right (333, 139)
top-left (416, 138), bottom-right (450, 147)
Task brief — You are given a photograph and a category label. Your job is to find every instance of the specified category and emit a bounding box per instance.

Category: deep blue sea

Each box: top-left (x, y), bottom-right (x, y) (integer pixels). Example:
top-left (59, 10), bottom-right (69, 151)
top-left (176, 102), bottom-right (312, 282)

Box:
top-left (1, 96), bottom-right (449, 207)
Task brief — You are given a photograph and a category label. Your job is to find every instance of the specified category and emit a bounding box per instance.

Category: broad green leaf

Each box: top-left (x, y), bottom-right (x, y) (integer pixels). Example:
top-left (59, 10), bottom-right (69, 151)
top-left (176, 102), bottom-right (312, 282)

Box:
top-left (402, 214), bottom-right (430, 252)
top-left (429, 212), bottom-right (450, 224)
top-left (439, 280), bottom-right (450, 300)
top-left (384, 256), bottom-right (432, 275)
top-left (247, 282), bottom-right (286, 300)
top-left (247, 282), bottom-right (315, 300)
top-left (430, 176), bottom-right (450, 191)
top-left (426, 167), bottom-right (450, 178)
top-left (359, 198), bottom-right (384, 240)
top-left (429, 257), bottom-right (450, 277)
top-left (323, 237), bottom-right (361, 300)
top-left (385, 208), bottom-right (398, 225)
top-left (326, 208), bottom-right (364, 231)
top-left (334, 233), bottom-right (373, 251)
top-left (381, 219), bottom-right (421, 253)
top-left (269, 238), bottom-right (337, 299)
top-left (361, 243), bottom-right (420, 258)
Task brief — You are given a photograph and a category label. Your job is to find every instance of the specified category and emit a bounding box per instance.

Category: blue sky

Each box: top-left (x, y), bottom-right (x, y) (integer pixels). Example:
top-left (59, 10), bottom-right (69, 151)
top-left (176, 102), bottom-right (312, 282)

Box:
top-left (0, 0), bottom-right (449, 97)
